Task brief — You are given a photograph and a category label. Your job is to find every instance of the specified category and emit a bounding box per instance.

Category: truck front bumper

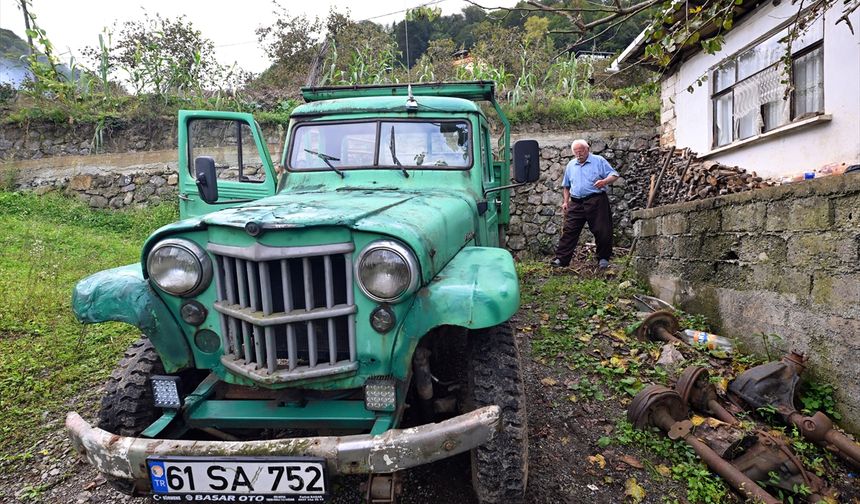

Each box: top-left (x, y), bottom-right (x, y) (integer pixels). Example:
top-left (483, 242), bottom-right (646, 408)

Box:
top-left (66, 406), bottom-right (499, 491)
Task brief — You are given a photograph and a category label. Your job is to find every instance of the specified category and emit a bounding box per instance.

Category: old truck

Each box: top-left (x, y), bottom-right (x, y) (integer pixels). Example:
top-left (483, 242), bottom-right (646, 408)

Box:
top-left (66, 81), bottom-right (540, 503)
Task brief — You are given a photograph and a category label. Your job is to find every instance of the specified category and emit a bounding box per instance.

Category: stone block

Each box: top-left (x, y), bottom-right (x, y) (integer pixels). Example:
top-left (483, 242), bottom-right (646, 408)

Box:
top-left (167, 174), bottom-right (179, 185)
top-left (787, 232), bottom-right (859, 271)
top-left (722, 202), bottom-right (766, 231)
top-left (738, 234), bottom-right (787, 263)
top-left (765, 200), bottom-right (790, 231)
top-left (788, 197), bottom-right (832, 231)
top-left (699, 233), bottom-right (740, 261)
top-left (660, 213), bottom-right (688, 235)
top-left (89, 195), bottom-right (108, 208)
top-left (634, 218), bottom-right (659, 238)
top-left (673, 235), bottom-right (702, 259)
top-left (688, 209), bottom-right (721, 233)
top-left (69, 175), bottom-right (93, 191)
top-left (832, 194), bottom-right (860, 229)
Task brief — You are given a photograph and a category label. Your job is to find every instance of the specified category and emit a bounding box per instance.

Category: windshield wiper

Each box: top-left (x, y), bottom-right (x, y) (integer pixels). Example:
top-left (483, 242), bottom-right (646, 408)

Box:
top-left (304, 149), bottom-right (344, 178)
top-left (389, 126), bottom-right (409, 178)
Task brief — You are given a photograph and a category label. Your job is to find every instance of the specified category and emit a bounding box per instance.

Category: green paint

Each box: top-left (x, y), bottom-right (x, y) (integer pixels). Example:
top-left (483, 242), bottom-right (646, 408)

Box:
top-left (187, 400), bottom-right (378, 430)
top-left (72, 264), bottom-right (192, 373)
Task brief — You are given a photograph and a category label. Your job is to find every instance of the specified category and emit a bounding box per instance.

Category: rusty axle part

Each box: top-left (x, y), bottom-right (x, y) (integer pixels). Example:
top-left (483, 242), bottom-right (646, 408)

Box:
top-left (629, 385), bottom-right (781, 504)
top-left (676, 366), bottom-right (739, 425)
top-left (730, 352), bottom-right (860, 467)
top-left (635, 311), bottom-right (683, 344)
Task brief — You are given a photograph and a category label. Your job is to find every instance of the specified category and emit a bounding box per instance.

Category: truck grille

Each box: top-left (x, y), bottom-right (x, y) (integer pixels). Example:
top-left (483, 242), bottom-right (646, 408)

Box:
top-left (208, 242), bottom-right (358, 382)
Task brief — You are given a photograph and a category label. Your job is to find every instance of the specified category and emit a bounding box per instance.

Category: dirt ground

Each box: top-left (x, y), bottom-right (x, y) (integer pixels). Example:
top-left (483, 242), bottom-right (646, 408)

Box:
top-left (2, 262), bottom-right (859, 504)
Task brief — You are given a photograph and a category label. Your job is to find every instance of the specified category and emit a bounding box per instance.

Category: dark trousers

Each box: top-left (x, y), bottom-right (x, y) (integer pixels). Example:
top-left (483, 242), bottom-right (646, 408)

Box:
top-left (554, 192), bottom-right (613, 264)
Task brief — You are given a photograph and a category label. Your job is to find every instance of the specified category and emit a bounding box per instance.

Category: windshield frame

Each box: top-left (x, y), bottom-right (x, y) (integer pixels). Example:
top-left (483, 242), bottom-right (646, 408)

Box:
top-left (286, 118), bottom-right (473, 173)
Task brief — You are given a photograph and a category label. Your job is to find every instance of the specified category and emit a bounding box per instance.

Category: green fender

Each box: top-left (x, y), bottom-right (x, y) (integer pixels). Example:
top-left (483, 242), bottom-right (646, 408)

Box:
top-left (390, 246), bottom-right (520, 379)
top-left (72, 264), bottom-right (193, 373)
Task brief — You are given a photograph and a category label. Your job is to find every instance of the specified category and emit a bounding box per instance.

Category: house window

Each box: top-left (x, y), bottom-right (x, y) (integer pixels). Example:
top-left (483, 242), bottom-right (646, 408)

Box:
top-left (711, 17), bottom-right (824, 147)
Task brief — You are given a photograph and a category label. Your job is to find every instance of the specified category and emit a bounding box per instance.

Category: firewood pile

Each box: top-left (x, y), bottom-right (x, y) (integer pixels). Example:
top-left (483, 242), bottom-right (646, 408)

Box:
top-left (644, 147), bottom-right (777, 208)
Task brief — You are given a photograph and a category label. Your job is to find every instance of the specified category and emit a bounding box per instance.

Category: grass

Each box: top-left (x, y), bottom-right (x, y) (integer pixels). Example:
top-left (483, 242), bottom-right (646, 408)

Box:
top-left (0, 191), bottom-right (177, 460)
top-left (502, 94), bottom-right (659, 128)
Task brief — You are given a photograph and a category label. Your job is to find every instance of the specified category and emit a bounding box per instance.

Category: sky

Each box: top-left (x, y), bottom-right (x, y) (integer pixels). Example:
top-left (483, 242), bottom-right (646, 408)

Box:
top-left (0, 0), bottom-right (518, 74)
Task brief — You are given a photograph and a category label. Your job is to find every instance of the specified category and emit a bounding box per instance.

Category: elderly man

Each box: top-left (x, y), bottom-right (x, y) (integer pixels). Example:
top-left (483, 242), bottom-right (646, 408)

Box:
top-left (551, 139), bottom-right (620, 269)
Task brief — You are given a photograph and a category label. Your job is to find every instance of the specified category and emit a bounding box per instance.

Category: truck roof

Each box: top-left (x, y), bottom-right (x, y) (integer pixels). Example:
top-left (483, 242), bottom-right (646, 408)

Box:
top-left (291, 95), bottom-right (482, 118)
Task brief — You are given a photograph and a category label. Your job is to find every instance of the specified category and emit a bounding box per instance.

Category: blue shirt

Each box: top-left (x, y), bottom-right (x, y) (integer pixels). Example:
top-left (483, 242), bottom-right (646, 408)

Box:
top-left (561, 153), bottom-right (619, 198)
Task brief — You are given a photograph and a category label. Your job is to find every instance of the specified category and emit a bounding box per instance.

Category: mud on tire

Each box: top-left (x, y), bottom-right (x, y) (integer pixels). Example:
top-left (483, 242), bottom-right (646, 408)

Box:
top-left (467, 321), bottom-right (528, 504)
top-left (98, 337), bottom-right (165, 437)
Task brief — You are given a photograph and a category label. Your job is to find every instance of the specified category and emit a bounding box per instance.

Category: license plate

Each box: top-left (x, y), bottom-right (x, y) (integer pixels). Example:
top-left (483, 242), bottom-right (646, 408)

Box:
top-left (147, 456), bottom-right (328, 503)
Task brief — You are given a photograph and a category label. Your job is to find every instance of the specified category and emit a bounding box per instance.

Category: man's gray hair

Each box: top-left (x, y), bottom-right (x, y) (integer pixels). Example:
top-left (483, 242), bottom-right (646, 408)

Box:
top-left (572, 139), bottom-right (589, 150)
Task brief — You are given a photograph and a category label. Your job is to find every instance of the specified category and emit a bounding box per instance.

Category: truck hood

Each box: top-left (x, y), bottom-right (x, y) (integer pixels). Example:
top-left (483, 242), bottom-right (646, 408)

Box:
top-left (199, 189), bottom-right (479, 282)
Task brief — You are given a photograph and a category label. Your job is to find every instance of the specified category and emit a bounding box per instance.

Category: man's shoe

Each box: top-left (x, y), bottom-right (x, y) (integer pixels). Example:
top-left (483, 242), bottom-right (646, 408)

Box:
top-left (598, 259), bottom-right (610, 269)
top-left (550, 258), bottom-right (566, 267)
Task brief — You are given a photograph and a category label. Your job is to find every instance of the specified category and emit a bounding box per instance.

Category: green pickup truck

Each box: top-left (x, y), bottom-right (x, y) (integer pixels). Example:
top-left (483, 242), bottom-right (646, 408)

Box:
top-left (66, 81), bottom-right (540, 503)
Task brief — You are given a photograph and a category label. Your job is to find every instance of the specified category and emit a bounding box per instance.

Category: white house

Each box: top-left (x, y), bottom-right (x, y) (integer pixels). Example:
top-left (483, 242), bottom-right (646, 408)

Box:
top-left (613, 1), bottom-right (860, 178)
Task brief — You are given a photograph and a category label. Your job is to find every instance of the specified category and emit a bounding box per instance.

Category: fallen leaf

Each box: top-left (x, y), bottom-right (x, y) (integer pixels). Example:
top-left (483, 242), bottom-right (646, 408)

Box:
top-left (541, 377), bottom-right (558, 387)
top-left (706, 417), bottom-right (727, 428)
top-left (620, 455), bottom-right (644, 469)
top-left (568, 394), bottom-right (578, 402)
top-left (690, 415), bottom-right (705, 427)
top-left (588, 453), bottom-right (606, 469)
top-left (560, 436), bottom-right (570, 446)
top-left (625, 478), bottom-right (646, 503)
top-left (578, 333), bottom-right (593, 343)
top-left (655, 465), bottom-right (672, 477)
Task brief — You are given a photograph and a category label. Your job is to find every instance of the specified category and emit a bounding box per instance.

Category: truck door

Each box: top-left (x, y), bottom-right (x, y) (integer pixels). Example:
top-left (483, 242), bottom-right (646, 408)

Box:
top-left (479, 123), bottom-right (500, 247)
top-left (177, 110), bottom-right (278, 219)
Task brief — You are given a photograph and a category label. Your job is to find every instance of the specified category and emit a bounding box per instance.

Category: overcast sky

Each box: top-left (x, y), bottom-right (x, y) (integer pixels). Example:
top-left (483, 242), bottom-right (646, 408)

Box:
top-left (0, 0), bottom-right (517, 74)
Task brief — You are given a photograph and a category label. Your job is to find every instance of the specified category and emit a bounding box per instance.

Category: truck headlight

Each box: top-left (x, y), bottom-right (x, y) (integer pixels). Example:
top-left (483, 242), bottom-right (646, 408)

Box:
top-left (147, 239), bottom-right (212, 297)
top-left (356, 240), bottom-right (419, 302)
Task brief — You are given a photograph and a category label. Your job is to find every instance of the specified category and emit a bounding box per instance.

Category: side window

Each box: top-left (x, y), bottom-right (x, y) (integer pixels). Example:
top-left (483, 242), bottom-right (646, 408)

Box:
top-left (480, 125), bottom-right (493, 183)
top-left (189, 120), bottom-right (266, 183)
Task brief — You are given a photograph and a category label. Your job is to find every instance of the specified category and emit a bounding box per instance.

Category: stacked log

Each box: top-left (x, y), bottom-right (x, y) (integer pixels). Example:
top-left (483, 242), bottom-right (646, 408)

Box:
top-left (643, 147), bottom-right (777, 208)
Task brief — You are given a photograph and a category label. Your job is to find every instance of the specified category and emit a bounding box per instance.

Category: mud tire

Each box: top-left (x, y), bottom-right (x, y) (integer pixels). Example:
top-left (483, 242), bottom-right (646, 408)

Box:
top-left (466, 321), bottom-right (528, 504)
top-left (97, 337), bottom-right (166, 495)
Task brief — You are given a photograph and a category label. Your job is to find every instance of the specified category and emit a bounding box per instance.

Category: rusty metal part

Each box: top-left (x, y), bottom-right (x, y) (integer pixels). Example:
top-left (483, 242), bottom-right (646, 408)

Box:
top-left (693, 420), bottom-right (757, 460)
top-left (635, 311), bottom-right (682, 344)
top-left (66, 406), bottom-right (500, 493)
top-left (730, 353), bottom-right (860, 467)
top-left (364, 473), bottom-right (402, 504)
top-left (787, 410), bottom-right (860, 467)
top-left (731, 431), bottom-right (830, 501)
top-left (412, 347), bottom-right (435, 420)
top-left (728, 354), bottom-right (802, 413)
top-left (629, 386), bottom-right (781, 504)
top-left (676, 366), bottom-right (738, 425)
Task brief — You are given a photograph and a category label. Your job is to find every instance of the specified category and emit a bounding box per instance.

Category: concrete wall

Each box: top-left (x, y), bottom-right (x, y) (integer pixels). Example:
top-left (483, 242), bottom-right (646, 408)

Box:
top-left (663, 3), bottom-right (860, 178)
top-left (632, 173), bottom-right (860, 432)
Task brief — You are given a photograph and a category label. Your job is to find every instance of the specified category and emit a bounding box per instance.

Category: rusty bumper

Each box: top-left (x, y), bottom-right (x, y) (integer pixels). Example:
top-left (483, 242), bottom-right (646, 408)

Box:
top-left (66, 406), bottom-right (500, 489)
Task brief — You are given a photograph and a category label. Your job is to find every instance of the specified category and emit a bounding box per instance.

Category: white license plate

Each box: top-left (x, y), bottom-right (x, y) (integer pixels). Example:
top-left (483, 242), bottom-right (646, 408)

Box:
top-left (147, 457), bottom-right (327, 502)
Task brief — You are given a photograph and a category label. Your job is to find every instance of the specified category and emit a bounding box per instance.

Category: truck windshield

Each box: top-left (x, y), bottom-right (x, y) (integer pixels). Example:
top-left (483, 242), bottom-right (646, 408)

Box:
top-left (289, 120), bottom-right (471, 171)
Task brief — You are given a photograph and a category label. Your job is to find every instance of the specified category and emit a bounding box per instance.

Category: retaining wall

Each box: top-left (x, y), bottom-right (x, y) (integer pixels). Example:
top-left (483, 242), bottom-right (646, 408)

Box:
top-left (632, 173), bottom-right (860, 432)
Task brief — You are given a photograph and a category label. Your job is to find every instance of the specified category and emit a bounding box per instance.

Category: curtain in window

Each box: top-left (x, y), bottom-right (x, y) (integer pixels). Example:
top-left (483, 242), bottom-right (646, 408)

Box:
top-left (733, 66), bottom-right (790, 138)
top-left (714, 93), bottom-right (733, 146)
top-left (794, 47), bottom-right (824, 117)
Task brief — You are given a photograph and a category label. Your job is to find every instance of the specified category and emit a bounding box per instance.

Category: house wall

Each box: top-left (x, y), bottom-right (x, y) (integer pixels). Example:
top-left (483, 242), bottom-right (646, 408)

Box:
top-left (663, 3), bottom-right (860, 178)
top-left (632, 174), bottom-right (860, 433)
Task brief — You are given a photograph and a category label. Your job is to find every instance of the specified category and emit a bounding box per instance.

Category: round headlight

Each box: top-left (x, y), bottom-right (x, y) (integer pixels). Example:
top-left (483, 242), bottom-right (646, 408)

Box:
top-left (147, 239), bottom-right (212, 297)
top-left (356, 240), bottom-right (419, 302)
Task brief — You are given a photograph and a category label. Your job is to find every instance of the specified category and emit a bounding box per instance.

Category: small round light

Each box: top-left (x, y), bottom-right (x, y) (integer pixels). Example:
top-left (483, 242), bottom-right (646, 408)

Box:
top-left (370, 305), bottom-right (396, 333)
top-left (245, 221), bottom-right (262, 237)
top-left (194, 329), bottom-right (221, 353)
top-left (147, 239), bottom-right (212, 297)
top-left (181, 301), bottom-right (208, 326)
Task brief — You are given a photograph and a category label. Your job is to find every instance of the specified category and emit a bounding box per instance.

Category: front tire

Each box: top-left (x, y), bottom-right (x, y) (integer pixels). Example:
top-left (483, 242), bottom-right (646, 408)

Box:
top-left (466, 322), bottom-right (529, 504)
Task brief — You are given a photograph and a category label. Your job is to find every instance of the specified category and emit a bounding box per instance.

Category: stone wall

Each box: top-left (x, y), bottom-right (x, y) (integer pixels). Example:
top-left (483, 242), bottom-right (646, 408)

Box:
top-left (631, 173), bottom-right (860, 432)
top-left (506, 130), bottom-right (660, 256)
top-left (0, 118), bottom-right (284, 161)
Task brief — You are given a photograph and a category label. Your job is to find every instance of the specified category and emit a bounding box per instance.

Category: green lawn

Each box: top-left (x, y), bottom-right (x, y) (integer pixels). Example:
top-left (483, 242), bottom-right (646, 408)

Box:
top-left (0, 191), bottom-right (177, 459)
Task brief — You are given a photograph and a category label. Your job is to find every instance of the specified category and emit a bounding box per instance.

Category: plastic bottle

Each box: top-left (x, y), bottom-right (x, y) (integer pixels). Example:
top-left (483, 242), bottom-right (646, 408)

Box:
top-left (682, 329), bottom-right (734, 354)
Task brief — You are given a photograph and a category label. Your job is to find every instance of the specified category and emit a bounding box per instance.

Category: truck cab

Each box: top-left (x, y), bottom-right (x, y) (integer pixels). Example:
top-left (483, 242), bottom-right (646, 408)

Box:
top-left (66, 81), bottom-right (540, 504)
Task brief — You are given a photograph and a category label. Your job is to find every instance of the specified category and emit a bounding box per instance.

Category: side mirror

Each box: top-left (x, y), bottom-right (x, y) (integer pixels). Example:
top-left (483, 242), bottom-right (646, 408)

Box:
top-left (195, 156), bottom-right (219, 204)
top-left (512, 140), bottom-right (540, 183)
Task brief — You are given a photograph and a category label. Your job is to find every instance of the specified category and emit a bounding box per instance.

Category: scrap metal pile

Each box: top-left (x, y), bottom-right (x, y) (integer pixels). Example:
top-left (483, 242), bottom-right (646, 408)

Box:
top-left (631, 310), bottom-right (860, 503)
